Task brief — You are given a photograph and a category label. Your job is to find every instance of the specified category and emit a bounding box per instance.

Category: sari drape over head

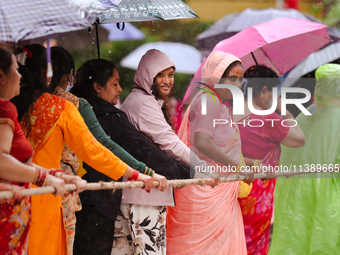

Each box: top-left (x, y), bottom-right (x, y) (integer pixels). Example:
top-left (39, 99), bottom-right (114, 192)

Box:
top-left (21, 93), bottom-right (68, 255)
top-left (166, 51), bottom-right (248, 255)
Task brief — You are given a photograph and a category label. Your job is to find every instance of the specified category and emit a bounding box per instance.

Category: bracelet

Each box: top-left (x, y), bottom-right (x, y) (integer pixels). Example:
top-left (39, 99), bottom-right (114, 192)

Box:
top-left (253, 160), bottom-right (262, 167)
top-left (128, 170), bottom-right (139, 181)
top-left (144, 166), bottom-right (155, 177)
top-left (253, 160), bottom-right (263, 173)
top-left (234, 164), bottom-right (243, 173)
top-left (33, 169), bottom-right (47, 187)
top-left (48, 169), bottom-right (62, 176)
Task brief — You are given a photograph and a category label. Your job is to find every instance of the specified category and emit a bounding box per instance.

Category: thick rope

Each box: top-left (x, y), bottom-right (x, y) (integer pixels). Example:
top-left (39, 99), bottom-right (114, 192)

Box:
top-left (0, 169), bottom-right (334, 200)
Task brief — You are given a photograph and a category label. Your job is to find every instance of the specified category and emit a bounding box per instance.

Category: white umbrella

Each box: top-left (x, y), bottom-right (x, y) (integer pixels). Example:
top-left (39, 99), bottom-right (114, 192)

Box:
top-left (101, 23), bottom-right (145, 41)
top-left (281, 42), bottom-right (340, 88)
top-left (120, 42), bottom-right (201, 74)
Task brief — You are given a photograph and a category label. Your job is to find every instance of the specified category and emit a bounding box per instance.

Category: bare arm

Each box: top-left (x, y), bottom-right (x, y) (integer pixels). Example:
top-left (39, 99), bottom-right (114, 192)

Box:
top-left (280, 112), bottom-right (305, 148)
top-left (0, 125), bottom-right (66, 196)
top-left (244, 157), bottom-right (256, 167)
top-left (0, 124), bottom-right (36, 183)
top-left (276, 99), bottom-right (305, 148)
top-left (194, 132), bottom-right (239, 167)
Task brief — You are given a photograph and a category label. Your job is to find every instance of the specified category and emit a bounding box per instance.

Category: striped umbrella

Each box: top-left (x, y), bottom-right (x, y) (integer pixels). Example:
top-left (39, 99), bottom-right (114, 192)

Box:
top-left (0, 0), bottom-right (91, 43)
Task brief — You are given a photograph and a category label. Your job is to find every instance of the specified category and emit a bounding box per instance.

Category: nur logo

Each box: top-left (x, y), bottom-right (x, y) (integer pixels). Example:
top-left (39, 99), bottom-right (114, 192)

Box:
top-left (198, 83), bottom-right (312, 116)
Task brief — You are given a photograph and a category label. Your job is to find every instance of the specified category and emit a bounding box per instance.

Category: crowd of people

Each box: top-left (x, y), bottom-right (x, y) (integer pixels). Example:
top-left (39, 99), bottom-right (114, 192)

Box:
top-left (0, 40), bottom-right (338, 255)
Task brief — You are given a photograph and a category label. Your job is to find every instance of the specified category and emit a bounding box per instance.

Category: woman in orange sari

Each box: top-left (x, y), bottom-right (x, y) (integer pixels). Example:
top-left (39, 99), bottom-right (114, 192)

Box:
top-left (167, 51), bottom-right (253, 254)
top-left (12, 44), bottom-right (155, 255)
top-left (0, 44), bottom-right (66, 255)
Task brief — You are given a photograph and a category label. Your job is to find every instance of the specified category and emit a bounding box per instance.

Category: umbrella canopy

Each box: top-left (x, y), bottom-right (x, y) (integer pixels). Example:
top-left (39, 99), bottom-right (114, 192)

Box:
top-left (102, 22), bottom-right (145, 40)
top-left (120, 42), bottom-right (201, 74)
top-left (281, 42), bottom-right (340, 88)
top-left (196, 8), bottom-right (340, 52)
top-left (66, 0), bottom-right (198, 58)
top-left (32, 23), bottom-right (145, 50)
top-left (183, 17), bottom-right (331, 103)
top-left (98, 0), bottom-right (198, 23)
top-left (67, 0), bottom-right (122, 24)
top-left (0, 0), bottom-right (91, 43)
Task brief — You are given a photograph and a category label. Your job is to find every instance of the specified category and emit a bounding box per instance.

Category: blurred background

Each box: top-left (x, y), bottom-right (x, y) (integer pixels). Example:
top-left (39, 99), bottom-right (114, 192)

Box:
top-left (37, 0), bottom-right (340, 102)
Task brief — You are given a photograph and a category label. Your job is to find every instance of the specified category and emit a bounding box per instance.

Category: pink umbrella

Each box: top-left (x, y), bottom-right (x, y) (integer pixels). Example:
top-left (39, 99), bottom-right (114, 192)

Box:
top-left (183, 17), bottom-right (331, 104)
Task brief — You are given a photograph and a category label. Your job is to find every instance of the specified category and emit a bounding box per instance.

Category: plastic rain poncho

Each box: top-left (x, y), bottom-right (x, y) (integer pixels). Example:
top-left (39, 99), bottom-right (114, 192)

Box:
top-left (269, 64), bottom-right (340, 255)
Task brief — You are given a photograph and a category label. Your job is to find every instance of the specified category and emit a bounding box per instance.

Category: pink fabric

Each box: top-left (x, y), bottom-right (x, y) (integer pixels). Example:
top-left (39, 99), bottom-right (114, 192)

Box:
top-left (237, 113), bottom-right (289, 255)
top-left (122, 49), bottom-right (190, 166)
top-left (121, 49), bottom-right (206, 206)
top-left (167, 51), bottom-right (247, 254)
top-left (134, 49), bottom-right (176, 95)
top-left (182, 18), bottom-right (331, 104)
top-left (120, 50), bottom-right (178, 207)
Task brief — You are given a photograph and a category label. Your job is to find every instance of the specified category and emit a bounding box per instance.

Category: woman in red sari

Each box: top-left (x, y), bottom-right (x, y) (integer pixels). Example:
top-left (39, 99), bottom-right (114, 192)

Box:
top-left (235, 66), bottom-right (305, 254)
top-left (0, 45), bottom-right (66, 254)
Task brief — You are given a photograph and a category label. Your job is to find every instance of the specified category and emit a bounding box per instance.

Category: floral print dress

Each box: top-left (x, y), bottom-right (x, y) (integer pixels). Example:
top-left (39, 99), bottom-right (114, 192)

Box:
top-left (237, 112), bottom-right (289, 255)
top-left (112, 204), bottom-right (167, 255)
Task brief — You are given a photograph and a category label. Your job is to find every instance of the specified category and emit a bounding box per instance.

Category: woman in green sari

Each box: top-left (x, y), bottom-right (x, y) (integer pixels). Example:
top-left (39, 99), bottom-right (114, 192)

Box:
top-left (269, 64), bottom-right (340, 255)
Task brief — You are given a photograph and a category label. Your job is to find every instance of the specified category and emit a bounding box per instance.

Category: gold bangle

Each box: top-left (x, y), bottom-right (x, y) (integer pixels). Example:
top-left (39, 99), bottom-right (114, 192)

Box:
top-left (32, 168), bottom-right (39, 184)
top-left (234, 164), bottom-right (243, 173)
top-left (253, 160), bottom-right (262, 167)
top-left (253, 160), bottom-right (263, 173)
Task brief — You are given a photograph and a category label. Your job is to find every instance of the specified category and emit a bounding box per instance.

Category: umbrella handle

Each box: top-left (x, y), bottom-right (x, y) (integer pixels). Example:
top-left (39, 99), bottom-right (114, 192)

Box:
top-left (116, 23), bottom-right (125, 31)
top-left (251, 52), bottom-right (259, 66)
top-left (95, 20), bottom-right (100, 59)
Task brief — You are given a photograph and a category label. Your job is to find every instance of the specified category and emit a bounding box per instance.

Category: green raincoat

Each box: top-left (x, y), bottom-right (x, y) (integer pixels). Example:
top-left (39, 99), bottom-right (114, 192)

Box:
top-left (269, 64), bottom-right (340, 255)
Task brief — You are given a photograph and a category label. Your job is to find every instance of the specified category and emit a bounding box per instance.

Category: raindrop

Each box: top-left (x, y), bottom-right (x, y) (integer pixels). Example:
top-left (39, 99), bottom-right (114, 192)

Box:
top-left (89, 76), bottom-right (92, 80)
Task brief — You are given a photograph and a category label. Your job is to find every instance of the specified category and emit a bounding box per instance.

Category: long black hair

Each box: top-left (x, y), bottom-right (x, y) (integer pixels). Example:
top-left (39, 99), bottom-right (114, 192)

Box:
top-left (0, 45), bottom-right (13, 75)
top-left (243, 65), bottom-right (280, 98)
top-left (11, 44), bottom-right (49, 121)
top-left (71, 59), bottom-right (116, 100)
top-left (50, 46), bottom-right (75, 92)
top-left (151, 68), bottom-right (175, 128)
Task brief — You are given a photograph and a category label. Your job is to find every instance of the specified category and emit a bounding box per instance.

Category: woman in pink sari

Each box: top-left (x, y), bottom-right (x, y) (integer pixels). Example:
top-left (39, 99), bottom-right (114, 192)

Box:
top-left (236, 65), bottom-right (305, 254)
top-left (167, 51), bottom-right (253, 254)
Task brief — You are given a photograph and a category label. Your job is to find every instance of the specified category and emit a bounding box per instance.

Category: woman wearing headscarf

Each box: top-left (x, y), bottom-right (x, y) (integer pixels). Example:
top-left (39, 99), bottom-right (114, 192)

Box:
top-left (167, 51), bottom-right (254, 254)
top-left (235, 65), bottom-right (305, 255)
top-left (269, 64), bottom-right (340, 254)
top-left (11, 44), bottom-right (155, 255)
top-left (0, 44), bottom-right (66, 255)
top-left (120, 49), bottom-right (212, 254)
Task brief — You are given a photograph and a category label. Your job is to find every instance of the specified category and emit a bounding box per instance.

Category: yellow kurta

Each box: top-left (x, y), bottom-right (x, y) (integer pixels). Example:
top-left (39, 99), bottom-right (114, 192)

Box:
top-left (27, 97), bottom-right (128, 255)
